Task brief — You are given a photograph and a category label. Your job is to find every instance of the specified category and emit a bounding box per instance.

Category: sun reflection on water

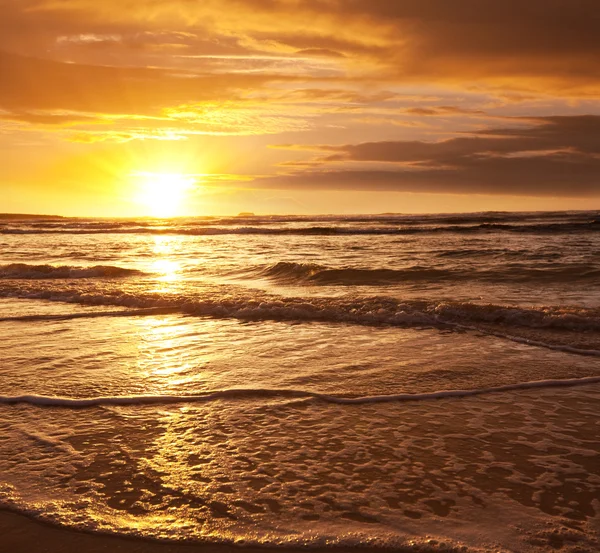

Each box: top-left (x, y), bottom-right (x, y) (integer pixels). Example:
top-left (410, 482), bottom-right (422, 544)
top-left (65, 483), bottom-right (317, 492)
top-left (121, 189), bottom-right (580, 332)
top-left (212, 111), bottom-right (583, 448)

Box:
top-left (148, 235), bottom-right (184, 293)
top-left (152, 259), bottom-right (181, 282)
top-left (136, 317), bottom-right (199, 387)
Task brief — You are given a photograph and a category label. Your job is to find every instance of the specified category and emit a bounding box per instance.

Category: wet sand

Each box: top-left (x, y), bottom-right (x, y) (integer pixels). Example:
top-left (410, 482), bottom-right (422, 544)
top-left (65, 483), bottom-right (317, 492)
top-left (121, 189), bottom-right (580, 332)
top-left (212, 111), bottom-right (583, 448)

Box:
top-left (0, 510), bottom-right (331, 553)
top-left (1, 386), bottom-right (599, 552)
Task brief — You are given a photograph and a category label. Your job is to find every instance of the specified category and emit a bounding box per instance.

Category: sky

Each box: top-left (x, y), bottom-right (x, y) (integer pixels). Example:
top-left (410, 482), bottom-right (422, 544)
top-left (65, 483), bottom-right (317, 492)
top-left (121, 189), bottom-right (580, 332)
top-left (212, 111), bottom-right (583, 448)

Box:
top-left (1, 0), bottom-right (599, 216)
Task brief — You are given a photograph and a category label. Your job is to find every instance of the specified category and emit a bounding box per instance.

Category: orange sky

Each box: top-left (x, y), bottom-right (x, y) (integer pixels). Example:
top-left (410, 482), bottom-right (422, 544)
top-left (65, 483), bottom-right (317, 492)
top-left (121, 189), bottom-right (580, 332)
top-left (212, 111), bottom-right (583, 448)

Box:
top-left (1, 0), bottom-right (599, 216)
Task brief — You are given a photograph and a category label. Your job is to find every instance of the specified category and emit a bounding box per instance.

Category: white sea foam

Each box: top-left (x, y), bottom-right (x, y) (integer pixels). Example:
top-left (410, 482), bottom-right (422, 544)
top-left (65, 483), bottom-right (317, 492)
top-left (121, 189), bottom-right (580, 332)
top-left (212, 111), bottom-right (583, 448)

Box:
top-left (2, 375), bottom-right (600, 408)
top-left (2, 284), bottom-right (599, 330)
top-left (1, 382), bottom-right (599, 552)
top-left (2, 286), bottom-right (598, 355)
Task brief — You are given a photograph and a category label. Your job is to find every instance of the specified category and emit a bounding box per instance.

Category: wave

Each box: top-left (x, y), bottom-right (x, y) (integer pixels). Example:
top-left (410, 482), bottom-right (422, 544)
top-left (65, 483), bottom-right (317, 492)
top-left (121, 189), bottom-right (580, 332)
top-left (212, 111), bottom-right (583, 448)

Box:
top-left (2, 221), bottom-right (600, 236)
top-left (258, 261), bottom-right (600, 285)
top-left (433, 248), bottom-right (561, 260)
top-left (0, 307), bottom-right (180, 322)
top-left (3, 260), bottom-right (597, 285)
top-left (0, 263), bottom-right (145, 279)
top-left (3, 285), bottom-right (600, 333)
top-left (259, 262), bottom-right (446, 284)
top-left (3, 375), bottom-right (600, 409)
top-left (2, 284), bottom-right (599, 355)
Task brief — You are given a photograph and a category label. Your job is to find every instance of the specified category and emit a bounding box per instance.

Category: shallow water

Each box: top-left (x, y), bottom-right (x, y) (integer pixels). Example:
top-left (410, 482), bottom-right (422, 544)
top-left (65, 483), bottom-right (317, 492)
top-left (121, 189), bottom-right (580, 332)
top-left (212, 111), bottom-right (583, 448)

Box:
top-left (1, 211), bottom-right (599, 552)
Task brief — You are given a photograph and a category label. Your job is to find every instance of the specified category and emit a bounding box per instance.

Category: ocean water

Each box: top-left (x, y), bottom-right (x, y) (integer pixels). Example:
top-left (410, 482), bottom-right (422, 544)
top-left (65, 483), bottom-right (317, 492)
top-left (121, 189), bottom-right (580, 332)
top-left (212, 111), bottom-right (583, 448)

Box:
top-left (0, 210), bottom-right (599, 552)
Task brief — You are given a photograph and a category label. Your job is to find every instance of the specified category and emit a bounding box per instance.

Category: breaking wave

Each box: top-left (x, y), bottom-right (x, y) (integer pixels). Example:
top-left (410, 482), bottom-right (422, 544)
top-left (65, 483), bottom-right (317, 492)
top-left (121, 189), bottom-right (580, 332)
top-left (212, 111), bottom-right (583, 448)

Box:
top-left (257, 261), bottom-right (600, 285)
top-left (0, 263), bottom-right (145, 279)
top-left (2, 286), bottom-right (599, 332)
top-left (1, 282), bottom-right (599, 355)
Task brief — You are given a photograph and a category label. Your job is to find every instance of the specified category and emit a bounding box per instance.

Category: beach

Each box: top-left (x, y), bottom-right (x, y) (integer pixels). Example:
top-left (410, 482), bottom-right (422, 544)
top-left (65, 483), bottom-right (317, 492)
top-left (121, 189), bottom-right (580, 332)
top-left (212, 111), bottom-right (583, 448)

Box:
top-left (1, 382), bottom-right (599, 552)
top-left (3, 0), bottom-right (600, 549)
top-left (1, 211), bottom-right (599, 552)
top-left (0, 509), bottom-right (242, 553)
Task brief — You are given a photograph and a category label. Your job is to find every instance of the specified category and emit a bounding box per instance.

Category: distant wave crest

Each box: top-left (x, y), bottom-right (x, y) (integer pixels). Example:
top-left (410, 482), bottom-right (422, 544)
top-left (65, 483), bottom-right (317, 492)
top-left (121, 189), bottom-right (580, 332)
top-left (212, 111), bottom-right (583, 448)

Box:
top-left (2, 219), bottom-right (600, 236)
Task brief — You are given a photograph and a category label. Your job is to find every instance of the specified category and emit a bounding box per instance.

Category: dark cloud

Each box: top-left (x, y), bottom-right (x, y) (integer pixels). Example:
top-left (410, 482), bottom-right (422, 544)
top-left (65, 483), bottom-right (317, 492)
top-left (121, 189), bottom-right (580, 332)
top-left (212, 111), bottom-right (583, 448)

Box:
top-left (256, 158), bottom-right (600, 197)
top-left (322, 116), bottom-right (600, 162)
top-left (327, 1), bottom-right (600, 62)
top-left (261, 116), bottom-right (600, 196)
top-left (207, 1), bottom-right (600, 90)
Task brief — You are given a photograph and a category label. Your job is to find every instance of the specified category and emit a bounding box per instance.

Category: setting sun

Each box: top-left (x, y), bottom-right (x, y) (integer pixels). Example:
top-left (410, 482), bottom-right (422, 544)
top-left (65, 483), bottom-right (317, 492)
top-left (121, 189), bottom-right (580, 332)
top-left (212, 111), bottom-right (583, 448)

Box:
top-left (133, 172), bottom-right (196, 218)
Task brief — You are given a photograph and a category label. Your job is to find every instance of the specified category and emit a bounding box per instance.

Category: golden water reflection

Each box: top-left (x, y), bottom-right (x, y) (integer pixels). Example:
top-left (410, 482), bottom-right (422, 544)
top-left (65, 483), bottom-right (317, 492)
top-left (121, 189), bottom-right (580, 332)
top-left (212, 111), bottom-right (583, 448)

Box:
top-left (152, 259), bottom-right (181, 282)
top-left (134, 235), bottom-right (214, 391)
top-left (149, 235), bottom-right (184, 293)
top-left (134, 316), bottom-right (211, 393)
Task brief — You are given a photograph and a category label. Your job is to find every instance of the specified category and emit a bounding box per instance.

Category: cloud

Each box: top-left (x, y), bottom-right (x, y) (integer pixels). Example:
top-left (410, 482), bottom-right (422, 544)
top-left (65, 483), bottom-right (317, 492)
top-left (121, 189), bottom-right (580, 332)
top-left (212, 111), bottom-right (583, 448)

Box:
top-left (3, 1), bottom-right (600, 94)
top-left (321, 116), bottom-right (600, 162)
top-left (255, 159), bottom-right (600, 197)
top-left (295, 48), bottom-right (346, 59)
top-left (1, 0), bottom-right (600, 209)
top-left (0, 51), bottom-right (313, 142)
top-left (0, 50), bottom-right (288, 115)
top-left (66, 129), bottom-right (187, 143)
top-left (259, 116), bottom-right (600, 196)
top-left (405, 106), bottom-right (487, 117)
top-left (0, 109), bottom-right (102, 126)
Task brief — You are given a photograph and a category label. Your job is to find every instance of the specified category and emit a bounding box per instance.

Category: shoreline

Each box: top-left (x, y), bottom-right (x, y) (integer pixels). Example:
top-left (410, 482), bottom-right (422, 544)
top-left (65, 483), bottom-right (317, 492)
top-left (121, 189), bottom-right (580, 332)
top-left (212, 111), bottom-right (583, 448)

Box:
top-left (0, 508), bottom-right (216, 553)
top-left (0, 509), bottom-right (428, 553)
top-left (0, 509), bottom-right (314, 553)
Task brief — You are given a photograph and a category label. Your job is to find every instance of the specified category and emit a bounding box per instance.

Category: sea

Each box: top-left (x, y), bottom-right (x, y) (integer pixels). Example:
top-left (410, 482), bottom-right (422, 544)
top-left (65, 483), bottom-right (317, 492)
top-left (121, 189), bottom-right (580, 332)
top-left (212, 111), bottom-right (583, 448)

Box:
top-left (0, 210), bottom-right (599, 552)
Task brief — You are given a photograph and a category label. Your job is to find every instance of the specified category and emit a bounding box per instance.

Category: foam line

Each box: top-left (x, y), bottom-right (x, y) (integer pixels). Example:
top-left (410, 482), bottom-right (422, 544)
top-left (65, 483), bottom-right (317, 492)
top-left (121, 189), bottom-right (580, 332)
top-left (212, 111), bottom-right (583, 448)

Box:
top-left (442, 321), bottom-right (600, 357)
top-left (2, 376), bottom-right (600, 408)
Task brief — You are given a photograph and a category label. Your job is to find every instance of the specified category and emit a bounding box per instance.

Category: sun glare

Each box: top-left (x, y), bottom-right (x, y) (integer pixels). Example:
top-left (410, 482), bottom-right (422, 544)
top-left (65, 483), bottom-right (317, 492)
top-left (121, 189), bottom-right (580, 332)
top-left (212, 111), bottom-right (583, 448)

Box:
top-left (133, 172), bottom-right (196, 218)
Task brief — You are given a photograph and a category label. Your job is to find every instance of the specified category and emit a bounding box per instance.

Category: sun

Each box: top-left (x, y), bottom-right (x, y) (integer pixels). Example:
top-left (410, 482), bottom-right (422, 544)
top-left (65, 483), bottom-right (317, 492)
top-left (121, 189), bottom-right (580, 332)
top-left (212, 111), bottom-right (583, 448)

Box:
top-left (132, 172), bottom-right (196, 218)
